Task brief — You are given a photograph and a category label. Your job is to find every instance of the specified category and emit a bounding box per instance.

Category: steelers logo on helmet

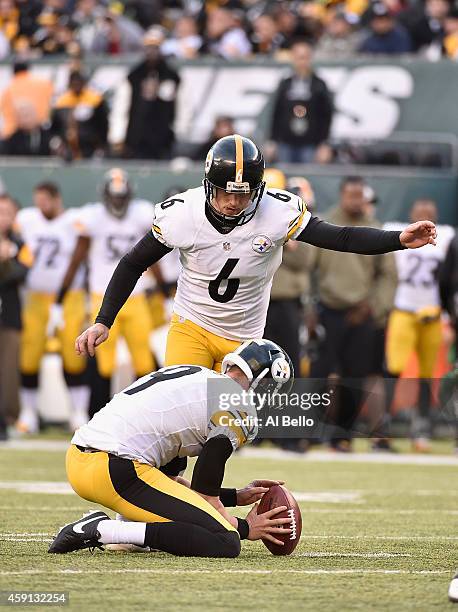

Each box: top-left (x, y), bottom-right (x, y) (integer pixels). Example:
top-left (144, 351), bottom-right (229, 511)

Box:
top-left (205, 148), bottom-right (213, 175)
top-left (271, 357), bottom-right (291, 383)
top-left (222, 339), bottom-right (294, 401)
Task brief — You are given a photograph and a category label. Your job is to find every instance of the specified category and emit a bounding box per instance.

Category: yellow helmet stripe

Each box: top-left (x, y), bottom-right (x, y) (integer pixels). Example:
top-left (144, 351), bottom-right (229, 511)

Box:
top-left (234, 134), bottom-right (244, 183)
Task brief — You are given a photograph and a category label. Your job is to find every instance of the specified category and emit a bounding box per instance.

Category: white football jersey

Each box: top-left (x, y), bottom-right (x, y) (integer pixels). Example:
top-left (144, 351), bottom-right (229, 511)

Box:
top-left (384, 222), bottom-right (454, 312)
top-left (152, 186), bottom-right (310, 340)
top-left (71, 364), bottom-right (257, 467)
top-left (16, 207), bottom-right (85, 294)
top-left (159, 248), bottom-right (181, 284)
top-left (76, 199), bottom-right (154, 295)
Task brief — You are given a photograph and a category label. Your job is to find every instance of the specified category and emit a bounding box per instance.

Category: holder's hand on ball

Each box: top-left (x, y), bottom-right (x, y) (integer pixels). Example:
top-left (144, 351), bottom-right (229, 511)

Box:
top-left (245, 504), bottom-right (292, 546)
top-left (236, 479), bottom-right (285, 506)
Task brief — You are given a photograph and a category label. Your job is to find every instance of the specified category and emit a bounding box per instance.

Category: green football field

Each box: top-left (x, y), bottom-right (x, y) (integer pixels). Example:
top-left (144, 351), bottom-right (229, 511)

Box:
top-left (0, 440), bottom-right (457, 611)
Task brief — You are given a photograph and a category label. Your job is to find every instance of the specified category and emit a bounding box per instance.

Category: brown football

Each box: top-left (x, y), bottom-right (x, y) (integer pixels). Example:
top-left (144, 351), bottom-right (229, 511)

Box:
top-left (257, 484), bottom-right (302, 556)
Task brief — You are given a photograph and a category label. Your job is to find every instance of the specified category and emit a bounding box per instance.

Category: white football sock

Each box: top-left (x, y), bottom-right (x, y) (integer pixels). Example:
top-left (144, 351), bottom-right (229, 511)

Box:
top-left (97, 519), bottom-right (147, 546)
top-left (18, 389), bottom-right (39, 432)
top-left (68, 385), bottom-right (90, 429)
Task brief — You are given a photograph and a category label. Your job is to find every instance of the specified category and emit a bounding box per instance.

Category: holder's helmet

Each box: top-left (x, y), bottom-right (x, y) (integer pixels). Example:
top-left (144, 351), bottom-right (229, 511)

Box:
top-left (222, 339), bottom-right (294, 397)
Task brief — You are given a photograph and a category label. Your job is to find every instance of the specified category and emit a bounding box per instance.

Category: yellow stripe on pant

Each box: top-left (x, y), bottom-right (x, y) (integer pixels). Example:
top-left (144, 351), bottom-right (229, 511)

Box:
top-left (66, 445), bottom-right (236, 532)
top-left (165, 314), bottom-right (242, 372)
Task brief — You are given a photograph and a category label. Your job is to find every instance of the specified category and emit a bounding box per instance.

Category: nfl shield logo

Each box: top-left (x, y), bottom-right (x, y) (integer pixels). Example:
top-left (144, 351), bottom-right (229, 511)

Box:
top-left (223, 242), bottom-right (231, 251)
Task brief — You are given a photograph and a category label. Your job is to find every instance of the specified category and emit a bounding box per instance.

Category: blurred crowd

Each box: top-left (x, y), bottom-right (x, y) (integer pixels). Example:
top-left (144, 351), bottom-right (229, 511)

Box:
top-left (0, 6), bottom-right (455, 164)
top-left (0, 0), bottom-right (458, 61)
top-left (0, 37), bottom-right (336, 162)
top-left (0, 167), bottom-right (456, 453)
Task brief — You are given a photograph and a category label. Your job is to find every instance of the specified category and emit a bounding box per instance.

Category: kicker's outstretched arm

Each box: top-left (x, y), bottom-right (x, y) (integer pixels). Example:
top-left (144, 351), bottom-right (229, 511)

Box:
top-left (296, 215), bottom-right (436, 254)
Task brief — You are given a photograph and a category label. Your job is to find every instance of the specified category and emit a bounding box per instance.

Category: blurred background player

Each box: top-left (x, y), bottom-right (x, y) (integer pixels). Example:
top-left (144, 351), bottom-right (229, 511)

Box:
top-left (55, 168), bottom-right (156, 413)
top-left (0, 194), bottom-right (32, 440)
top-left (15, 182), bottom-right (88, 433)
top-left (307, 176), bottom-right (397, 452)
top-left (385, 199), bottom-right (454, 452)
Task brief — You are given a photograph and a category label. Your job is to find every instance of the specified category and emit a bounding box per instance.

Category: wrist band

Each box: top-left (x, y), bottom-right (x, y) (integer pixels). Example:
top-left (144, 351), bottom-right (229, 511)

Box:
top-left (236, 518), bottom-right (249, 540)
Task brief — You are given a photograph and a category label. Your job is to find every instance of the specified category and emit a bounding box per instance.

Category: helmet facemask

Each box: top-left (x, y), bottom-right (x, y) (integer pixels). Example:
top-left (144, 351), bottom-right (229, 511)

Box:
top-left (203, 178), bottom-right (265, 231)
top-left (104, 193), bottom-right (131, 219)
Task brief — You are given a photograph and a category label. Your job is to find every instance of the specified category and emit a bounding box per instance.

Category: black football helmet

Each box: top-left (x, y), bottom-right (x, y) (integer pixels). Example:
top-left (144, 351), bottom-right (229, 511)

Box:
top-left (222, 339), bottom-right (294, 397)
top-left (203, 134), bottom-right (265, 231)
top-left (102, 168), bottom-right (132, 219)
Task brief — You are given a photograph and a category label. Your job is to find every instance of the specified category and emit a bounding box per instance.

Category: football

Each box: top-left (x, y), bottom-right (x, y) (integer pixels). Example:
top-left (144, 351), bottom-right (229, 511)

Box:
top-left (257, 484), bottom-right (302, 555)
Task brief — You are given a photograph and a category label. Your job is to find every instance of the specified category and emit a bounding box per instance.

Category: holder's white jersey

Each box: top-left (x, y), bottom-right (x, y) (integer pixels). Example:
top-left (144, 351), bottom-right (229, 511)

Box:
top-left (384, 222), bottom-right (454, 312)
top-left (76, 200), bottom-right (154, 295)
top-left (16, 207), bottom-right (85, 294)
top-left (71, 365), bottom-right (257, 468)
top-left (152, 186), bottom-right (310, 340)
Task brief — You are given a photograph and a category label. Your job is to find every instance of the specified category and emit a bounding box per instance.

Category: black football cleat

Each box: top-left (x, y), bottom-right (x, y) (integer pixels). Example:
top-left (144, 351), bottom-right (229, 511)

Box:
top-left (48, 511), bottom-right (109, 554)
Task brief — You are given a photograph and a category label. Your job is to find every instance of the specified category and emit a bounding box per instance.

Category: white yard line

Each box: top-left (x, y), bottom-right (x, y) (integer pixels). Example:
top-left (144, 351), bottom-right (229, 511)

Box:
top-left (1, 533), bottom-right (456, 542)
top-left (0, 481), bottom-right (74, 495)
top-left (298, 552), bottom-right (413, 558)
top-left (292, 492), bottom-right (363, 503)
top-left (0, 482), bottom-right (358, 503)
top-left (2, 440), bottom-right (458, 466)
top-left (240, 447), bottom-right (458, 466)
top-left (304, 508), bottom-right (458, 515)
top-left (304, 535), bottom-right (458, 541)
top-left (0, 568), bottom-right (450, 577)
top-left (0, 506), bottom-right (88, 511)
top-left (0, 482), bottom-right (456, 515)
top-left (0, 440), bottom-right (70, 451)
top-left (1, 538), bottom-right (52, 542)
top-left (0, 532), bottom-right (53, 536)
top-left (0, 541), bottom-right (416, 554)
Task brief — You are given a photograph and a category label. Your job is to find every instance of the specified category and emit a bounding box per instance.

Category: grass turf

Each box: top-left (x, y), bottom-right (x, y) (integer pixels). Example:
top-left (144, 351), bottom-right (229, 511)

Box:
top-left (0, 443), bottom-right (456, 611)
